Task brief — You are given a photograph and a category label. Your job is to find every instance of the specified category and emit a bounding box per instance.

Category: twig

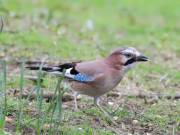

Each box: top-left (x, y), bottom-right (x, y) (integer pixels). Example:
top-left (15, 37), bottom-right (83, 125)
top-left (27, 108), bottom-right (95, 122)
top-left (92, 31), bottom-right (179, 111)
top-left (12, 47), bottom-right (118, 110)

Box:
top-left (9, 89), bottom-right (180, 103)
top-left (134, 93), bottom-right (180, 100)
top-left (109, 91), bottom-right (180, 100)
top-left (8, 89), bottom-right (74, 102)
top-left (0, 16), bottom-right (3, 33)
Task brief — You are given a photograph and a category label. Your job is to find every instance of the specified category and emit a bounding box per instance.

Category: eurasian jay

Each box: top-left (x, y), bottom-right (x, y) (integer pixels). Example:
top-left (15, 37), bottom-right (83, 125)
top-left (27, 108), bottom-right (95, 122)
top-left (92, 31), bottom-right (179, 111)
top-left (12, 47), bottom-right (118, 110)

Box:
top-left (26, 47), bottom-right (148, 111)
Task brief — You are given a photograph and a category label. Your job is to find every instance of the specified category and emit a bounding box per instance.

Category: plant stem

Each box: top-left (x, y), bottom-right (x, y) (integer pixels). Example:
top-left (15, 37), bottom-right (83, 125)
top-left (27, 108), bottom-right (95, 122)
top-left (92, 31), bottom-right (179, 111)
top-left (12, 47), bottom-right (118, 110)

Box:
top-left (16, 61), bottom-right (24, 132)
top-left (36, 63), bottom-right (43, 135)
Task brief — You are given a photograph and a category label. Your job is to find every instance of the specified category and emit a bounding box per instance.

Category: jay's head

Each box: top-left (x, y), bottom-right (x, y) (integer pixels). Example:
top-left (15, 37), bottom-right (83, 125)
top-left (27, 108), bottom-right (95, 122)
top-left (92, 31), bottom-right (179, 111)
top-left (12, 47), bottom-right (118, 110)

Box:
top-left (107, 47), bottom-right (149, 70)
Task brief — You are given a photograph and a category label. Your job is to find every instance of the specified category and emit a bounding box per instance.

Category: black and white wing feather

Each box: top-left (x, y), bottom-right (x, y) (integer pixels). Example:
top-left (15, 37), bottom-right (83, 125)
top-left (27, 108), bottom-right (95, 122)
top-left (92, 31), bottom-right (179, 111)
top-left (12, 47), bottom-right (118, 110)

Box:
top-left (26, 63), bottom-right (93, 82)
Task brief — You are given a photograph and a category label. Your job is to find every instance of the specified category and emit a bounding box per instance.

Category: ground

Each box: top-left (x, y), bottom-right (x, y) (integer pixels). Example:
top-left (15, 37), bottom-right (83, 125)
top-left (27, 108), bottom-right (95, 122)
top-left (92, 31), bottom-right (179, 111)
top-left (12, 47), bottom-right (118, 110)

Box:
top-left (0, 0), bottom-right (180, 135)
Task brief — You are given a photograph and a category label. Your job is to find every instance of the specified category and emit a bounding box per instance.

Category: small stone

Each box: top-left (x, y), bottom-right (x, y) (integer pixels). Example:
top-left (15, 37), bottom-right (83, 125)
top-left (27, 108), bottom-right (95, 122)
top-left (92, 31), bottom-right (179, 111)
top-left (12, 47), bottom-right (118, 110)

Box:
top-left (156, 115), bottom-right (162, 118)
top-left (43, 124), bottom-right (50, 129)
top-left (78, 127), bottom-right (83, 130)
top-left (121, 122), bottom-right (126, 129)
top-left (108, 101), bottom-right (114, 106)
top-left (77, 94), bottom-right (82, 99)
top-left (132, 119), bottom-right (139, 125)
top-left (113, 116), bottom-right (118, 120)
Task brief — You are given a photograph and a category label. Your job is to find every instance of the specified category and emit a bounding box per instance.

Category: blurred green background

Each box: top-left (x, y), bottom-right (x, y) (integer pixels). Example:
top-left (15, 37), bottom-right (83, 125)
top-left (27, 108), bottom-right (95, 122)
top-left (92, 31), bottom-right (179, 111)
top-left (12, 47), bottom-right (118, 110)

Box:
top-left (0, 0), bottom-right (179, 91)
top-left (0, 0), bottom-right (179, 134)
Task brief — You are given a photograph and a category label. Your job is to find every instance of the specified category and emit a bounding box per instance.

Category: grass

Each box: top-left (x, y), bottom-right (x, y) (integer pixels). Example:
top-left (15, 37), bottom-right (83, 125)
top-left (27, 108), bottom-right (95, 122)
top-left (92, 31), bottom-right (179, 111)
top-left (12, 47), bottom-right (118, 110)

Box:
top-left (0, 0), bottom-right (180, 134)
top-left (0, 61), bottom-right (6, 133)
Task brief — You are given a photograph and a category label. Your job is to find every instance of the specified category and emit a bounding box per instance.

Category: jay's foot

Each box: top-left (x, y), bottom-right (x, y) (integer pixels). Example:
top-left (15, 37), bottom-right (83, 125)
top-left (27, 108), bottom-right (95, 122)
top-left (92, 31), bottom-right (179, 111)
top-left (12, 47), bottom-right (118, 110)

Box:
top-left (94, 97), bottom-right (117, 125)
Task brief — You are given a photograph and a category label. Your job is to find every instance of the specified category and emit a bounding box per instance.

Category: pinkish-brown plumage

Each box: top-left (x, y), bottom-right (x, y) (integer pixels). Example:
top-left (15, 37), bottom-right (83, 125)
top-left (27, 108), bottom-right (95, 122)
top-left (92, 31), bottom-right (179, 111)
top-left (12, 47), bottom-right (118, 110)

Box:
top-left (27, 47), bottom-right (148, 109)
top-left (71, 58), bottom-right (125, 97)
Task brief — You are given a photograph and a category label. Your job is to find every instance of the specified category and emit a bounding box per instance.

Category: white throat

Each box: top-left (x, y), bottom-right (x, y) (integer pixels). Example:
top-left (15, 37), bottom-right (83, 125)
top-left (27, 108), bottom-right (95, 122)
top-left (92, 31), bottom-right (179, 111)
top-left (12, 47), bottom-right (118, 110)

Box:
top-left (123, 63), bottom-right (135, 73)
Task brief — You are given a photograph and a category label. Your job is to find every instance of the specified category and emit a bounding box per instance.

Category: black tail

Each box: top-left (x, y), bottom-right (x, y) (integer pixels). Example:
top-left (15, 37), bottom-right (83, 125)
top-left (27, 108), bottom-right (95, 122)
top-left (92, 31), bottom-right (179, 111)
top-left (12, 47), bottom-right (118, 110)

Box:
top-left (26, 65), bottom-right (56, 72)
top-left (26, 62), bottom-right (79, 75)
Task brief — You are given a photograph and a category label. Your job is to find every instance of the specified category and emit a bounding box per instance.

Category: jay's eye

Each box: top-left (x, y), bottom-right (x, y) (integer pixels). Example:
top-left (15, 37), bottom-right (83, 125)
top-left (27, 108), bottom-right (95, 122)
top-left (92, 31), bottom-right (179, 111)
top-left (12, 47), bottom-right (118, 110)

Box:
top-left (125, 53), bottom-right (132, 58)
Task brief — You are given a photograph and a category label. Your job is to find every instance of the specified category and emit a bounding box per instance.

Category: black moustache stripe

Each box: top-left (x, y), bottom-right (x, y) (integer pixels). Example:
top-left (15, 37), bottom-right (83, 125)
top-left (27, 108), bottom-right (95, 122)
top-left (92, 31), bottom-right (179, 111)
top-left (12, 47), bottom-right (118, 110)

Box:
top-left (124, 58), bottom-right (136, 66)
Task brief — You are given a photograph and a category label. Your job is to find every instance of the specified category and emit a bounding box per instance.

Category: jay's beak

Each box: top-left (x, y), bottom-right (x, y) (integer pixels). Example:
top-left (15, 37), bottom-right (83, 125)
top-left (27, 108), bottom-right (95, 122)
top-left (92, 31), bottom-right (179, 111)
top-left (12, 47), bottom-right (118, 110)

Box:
top-left (136, 55), bottom-right (149, 62)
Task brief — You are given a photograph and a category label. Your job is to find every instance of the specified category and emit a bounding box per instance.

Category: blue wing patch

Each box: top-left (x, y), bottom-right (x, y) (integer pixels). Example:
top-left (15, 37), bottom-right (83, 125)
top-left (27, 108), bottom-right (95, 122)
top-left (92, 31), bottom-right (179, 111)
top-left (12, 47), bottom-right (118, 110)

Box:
top-left (74, 73), bottom-right (93, 82)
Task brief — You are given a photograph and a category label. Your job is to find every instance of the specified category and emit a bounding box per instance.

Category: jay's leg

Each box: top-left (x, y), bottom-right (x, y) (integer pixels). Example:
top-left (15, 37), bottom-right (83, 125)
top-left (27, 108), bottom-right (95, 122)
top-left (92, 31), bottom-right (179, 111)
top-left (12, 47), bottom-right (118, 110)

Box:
top-left (94, 97), bottom-right (109, 115)
top-left (94, 97), bottom-right (110, 114)
top-left (94, 96), bottom-right (100, 106)
top-left (94, 97), bottom-right (117, 125)
top-left (73, 92), bottom-right (79, 111)
top-left (94, 97), bottom-right (121, 116)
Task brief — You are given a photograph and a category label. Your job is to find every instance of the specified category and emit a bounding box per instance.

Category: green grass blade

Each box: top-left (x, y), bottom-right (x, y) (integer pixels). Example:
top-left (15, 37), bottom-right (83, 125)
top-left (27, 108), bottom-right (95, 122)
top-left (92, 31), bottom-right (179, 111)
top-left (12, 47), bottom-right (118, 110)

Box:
top-left (36, 62), bottom-right (44, 135)
top-left (0, 61), bottom-right (7, 132)
top-left (16, 61), bottom-right (25, 132)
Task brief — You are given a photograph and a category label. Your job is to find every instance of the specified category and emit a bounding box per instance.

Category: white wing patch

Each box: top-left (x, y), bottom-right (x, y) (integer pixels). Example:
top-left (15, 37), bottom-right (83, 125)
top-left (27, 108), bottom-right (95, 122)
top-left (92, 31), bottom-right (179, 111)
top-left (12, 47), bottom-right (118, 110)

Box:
top-left (49, 68), bottom-right (75, 79)
top-left (65, 68), bottom-right (75, 78)
top-left (48, 67), bottom-right (93, 82)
